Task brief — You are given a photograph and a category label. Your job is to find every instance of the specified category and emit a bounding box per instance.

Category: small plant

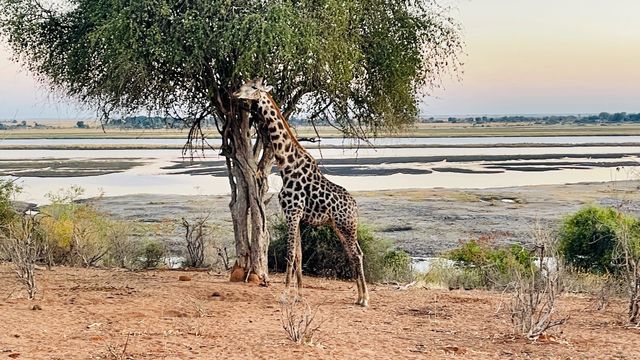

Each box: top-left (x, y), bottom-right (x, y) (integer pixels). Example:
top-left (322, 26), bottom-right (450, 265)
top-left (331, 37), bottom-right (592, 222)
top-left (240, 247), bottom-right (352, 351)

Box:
top-left (562, 271), bottom-right (624, 310)
top-left (38, 186), bottom-right (123, 267)
top-left (181, 215), bottom-right (211, 268)
top-left (140, 240), bottom-right (166, 269)
top-left (422, 260), bottom-right (484, 290)
top-left (612, 212), bottom-right (640, 324)
top-left (269, 218), bottom-right (412, 283)
top-left (279, 290), bottom-right (323, 345)
top-left (105, 333), bottom-right (131, 360)
top-left (0, 178), bottom-right (21, 231)
top-left (0, 214), bottom-right (43, 300)
top-left (382, 249), bottom-right (413, 282)
top-left (216, 246), bottom-right (232, 270)
top-left (510, 223), bottom-right (567, 340)
top-left (103, 222), bottom-right (139, 269)
top-left (445, 239), bottom-right (534, 289)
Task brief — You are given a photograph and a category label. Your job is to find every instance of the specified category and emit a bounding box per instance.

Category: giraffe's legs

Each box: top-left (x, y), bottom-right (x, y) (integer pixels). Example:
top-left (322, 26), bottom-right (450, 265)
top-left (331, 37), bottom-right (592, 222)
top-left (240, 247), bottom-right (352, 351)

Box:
top-left (354, 241), bottom-right (369, 307)
top-left (295, 236), bottom-right (303, 288)
top-left (335, 225), bottom-right (369, 307)
top-left (285, 210), bottom-right (303, 289)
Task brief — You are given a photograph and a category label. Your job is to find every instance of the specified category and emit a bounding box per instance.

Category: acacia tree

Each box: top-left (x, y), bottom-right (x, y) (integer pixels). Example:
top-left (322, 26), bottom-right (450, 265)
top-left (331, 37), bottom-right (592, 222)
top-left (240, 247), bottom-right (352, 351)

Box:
top-left (0, 0), bottom-right (462, 282)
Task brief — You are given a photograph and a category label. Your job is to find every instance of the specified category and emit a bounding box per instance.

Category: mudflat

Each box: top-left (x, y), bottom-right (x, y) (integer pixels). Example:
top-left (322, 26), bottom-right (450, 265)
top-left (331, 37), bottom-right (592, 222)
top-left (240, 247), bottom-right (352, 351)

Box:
top-left (93, 180), bottom-right (640, 256)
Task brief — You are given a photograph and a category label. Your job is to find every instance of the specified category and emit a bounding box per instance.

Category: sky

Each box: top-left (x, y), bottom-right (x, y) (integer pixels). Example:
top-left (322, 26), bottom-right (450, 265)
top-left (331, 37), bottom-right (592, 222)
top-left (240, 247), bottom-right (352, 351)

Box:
top-left (0, 0), bottom-right (639, 120)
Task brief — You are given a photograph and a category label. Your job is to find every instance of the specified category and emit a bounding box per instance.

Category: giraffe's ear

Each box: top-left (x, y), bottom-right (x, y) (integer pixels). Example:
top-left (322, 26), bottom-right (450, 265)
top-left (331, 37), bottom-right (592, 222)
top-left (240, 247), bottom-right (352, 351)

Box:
top-left (263, 85), bottom-right (273, 93)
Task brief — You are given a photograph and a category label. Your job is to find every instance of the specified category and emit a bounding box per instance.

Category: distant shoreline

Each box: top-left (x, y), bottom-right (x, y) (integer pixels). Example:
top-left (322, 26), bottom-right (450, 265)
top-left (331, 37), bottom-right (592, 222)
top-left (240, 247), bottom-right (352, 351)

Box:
top-left (2, 142), bottom-right (640, 151)
top-left (2, 122), bottom-right (640, 139)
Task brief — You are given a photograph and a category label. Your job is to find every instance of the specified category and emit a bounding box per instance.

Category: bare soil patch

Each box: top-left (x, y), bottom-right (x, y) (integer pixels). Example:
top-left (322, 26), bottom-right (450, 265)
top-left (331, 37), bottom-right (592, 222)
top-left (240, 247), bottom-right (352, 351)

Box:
top-left (2, 266), bottom-right (640, 359)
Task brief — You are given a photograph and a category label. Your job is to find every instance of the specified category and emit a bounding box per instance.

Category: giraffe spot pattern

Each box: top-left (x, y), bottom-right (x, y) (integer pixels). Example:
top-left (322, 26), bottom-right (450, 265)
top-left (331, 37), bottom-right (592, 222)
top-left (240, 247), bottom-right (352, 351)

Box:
top-left (252, 91), bottom-right (368, 306)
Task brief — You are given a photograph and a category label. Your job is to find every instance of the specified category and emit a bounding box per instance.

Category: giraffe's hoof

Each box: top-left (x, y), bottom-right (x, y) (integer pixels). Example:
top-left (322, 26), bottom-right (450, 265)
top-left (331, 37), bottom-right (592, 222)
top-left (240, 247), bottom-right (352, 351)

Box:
top-left (355, 299), bottom-right (369, 307)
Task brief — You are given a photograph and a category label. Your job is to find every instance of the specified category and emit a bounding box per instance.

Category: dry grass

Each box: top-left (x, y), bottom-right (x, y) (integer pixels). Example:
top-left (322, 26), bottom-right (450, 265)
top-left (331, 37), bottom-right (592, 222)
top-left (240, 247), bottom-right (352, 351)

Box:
top-left (0, 215), bottom-right (41, 300)
top-left (509, 224), bottom-right (567, 340)
top-left (279, 290), bottom-right (324, 345)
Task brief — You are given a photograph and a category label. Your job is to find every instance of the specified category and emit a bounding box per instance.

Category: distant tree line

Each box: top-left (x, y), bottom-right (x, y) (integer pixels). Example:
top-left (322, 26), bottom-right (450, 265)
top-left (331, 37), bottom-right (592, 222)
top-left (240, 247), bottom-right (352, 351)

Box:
top-left (103, 115), bottom-right (321, 129)
top-left (104, 116), bottom-right (215, 129)
top-left (2, 112), bottom-right (639, 131)
top-left (0, 120), bottom-right (49, 130)
top-left (423, 112), bottom-right (640, 124)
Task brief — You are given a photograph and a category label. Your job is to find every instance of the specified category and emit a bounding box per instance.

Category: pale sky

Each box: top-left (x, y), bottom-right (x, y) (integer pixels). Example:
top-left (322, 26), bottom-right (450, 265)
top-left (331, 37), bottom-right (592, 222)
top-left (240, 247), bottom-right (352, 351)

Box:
top-left (1, 0), bottom-right (639, 119)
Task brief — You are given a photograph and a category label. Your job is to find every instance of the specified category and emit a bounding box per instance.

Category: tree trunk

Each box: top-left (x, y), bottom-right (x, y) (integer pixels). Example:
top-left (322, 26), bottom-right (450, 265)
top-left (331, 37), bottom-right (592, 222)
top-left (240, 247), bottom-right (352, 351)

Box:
top-left (223, 107), bottom-right (273, 284)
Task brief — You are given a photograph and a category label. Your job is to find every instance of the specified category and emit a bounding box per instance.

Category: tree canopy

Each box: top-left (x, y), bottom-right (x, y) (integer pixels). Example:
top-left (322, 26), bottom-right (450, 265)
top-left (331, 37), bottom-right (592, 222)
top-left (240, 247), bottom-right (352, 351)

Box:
top-left (1, 0), bottom-right (463, 281)
top-left (1, 0), bottom-right (462, 135)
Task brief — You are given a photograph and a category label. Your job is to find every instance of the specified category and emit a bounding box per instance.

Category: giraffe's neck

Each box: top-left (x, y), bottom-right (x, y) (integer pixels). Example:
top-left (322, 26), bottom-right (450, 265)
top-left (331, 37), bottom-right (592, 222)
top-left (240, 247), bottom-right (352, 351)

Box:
top-left (258, 93), bottom-right (316, 172)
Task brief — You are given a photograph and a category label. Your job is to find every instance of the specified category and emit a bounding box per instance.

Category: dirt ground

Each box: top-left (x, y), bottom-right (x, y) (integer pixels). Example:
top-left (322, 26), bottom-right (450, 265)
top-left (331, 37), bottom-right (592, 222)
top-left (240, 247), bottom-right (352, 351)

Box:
top-left (1, 266), bottom-right (639, 359)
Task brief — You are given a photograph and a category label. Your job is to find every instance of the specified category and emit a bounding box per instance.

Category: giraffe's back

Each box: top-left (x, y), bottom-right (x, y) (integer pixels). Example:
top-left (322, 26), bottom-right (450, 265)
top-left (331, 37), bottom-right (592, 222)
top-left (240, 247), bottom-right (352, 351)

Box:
top-left (301, 174), bottom-right (357, 227)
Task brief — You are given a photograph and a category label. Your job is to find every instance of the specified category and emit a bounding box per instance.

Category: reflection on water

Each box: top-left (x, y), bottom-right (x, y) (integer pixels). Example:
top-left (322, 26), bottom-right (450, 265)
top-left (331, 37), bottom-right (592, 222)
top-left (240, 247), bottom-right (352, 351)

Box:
top-left (2, 137), bottom-right (638, 204)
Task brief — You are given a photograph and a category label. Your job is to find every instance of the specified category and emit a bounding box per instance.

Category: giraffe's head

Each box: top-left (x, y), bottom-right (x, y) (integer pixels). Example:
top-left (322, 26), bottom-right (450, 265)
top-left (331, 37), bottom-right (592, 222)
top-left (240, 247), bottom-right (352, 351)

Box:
top-left (232, 77), bottom-right (273, 101)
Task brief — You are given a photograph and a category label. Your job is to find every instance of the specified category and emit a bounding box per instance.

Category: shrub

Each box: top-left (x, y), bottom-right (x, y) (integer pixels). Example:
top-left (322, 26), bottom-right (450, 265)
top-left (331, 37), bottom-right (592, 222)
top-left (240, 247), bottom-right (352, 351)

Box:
top-left (269, 219), bottom-right (412, 283)
top-left (279, 290), bottom-right (323, 345)
top-left (422, 259), bottom-right (484, 290)
top-left (0, 179), bottom-right (20, 231)
top-left (445, 239), bottom-right (535, 289)
top-left (139, 240), bottom-right (166, 269)
top-left (38, 186), bottom-right (139, 267)
top-left (0, 214), bottom-right (44, 299)
top-left (39, 188), bottom-right (103, 266)
top-left (181, 216), bottom-right (212, 268)
top-left (509, 223), bottom-right (567, 340)
top-left (558, 205), bottom-right (629, 274)
top-left (612, 212), bottom-right (640, 324)
top-left (103, 222), bottom-right (140, 269)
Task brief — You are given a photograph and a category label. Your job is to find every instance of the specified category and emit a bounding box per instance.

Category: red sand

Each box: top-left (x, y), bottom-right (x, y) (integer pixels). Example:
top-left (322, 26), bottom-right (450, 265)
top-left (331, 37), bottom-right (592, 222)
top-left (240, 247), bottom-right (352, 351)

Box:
top-left (1, 265), bottom-right (639, 359)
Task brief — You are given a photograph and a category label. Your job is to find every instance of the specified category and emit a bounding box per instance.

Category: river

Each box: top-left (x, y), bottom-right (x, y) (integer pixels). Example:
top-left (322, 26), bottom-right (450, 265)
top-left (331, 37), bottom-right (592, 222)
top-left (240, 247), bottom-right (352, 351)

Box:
top-left (1, 136), bottom-right (638, 204)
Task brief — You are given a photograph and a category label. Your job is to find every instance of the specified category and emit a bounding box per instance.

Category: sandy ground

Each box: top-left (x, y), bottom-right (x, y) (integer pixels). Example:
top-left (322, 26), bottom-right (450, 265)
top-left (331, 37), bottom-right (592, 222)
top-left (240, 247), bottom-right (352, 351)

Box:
top-left (1, 265), bottom-right (640, 359)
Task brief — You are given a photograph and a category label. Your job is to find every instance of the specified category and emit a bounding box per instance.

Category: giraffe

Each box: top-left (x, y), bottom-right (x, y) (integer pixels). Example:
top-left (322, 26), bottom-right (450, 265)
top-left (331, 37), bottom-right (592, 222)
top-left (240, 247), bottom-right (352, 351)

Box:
top-left (233, 78), bottom-right (369, 306)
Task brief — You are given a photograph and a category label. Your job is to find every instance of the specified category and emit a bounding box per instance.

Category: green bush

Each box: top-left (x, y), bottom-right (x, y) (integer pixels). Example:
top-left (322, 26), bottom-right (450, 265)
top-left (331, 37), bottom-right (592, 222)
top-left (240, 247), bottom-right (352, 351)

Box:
top-left (139, 240), bottom-right (166, 269)
top-left (34, 186), bottom-right (146, 268)
top-left (444, 239), bottom-right (535, 289)
top-left (269, 219), bottom-right (412, 283)
top-left (102, 222), bottom-right (140, 269)
top-left (0, 179), bottom-right (20, 230)
top-left (423, 259), bottom-right (484, 290)
top-left (558, 205), bottom-right (632, 274)
top-left (38, 187), bottom-right (116, 266)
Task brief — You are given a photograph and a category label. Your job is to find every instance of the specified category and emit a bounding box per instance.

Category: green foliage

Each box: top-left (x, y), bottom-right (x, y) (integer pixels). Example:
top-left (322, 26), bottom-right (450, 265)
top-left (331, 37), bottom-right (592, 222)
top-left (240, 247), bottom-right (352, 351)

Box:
top-left (557, 205), bottom-right (635, 274)
top-left (0, 0), bottom-right (462, 275)
top-left (444, 239), bottom-right (535, 289)
top-left (434, 112), bottom-right (640, 125)
top-left (422, 260), bottom-right (484, 290)
top-left (139, 240), bottom-right (166, 269)
top-left (0, 0), bottom-right (462, 134)
top-left (0, 178), bottom-right (21, 230)
top-left (102, 221), bottom-right (140, 269)
top-left (447, 239), bottom-right (534, 274)
top-left (269, 219), bottom-right (412, 283)
top-left (37, 186), bottom-right (136, 267)
top-left (614, 213), bottom-right (640, 259)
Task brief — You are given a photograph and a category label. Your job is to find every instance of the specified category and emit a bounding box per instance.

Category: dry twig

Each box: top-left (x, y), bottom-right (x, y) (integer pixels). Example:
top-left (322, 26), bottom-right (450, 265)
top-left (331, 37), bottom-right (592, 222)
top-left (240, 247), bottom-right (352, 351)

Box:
top-left (279, 290), bottom-right (324, 345)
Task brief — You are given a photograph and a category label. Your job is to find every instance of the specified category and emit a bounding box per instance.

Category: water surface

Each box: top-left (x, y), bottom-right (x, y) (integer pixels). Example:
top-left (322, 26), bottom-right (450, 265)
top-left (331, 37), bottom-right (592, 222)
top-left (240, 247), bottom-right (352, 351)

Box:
top-left (2, 136), bottom-right (637, 204)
